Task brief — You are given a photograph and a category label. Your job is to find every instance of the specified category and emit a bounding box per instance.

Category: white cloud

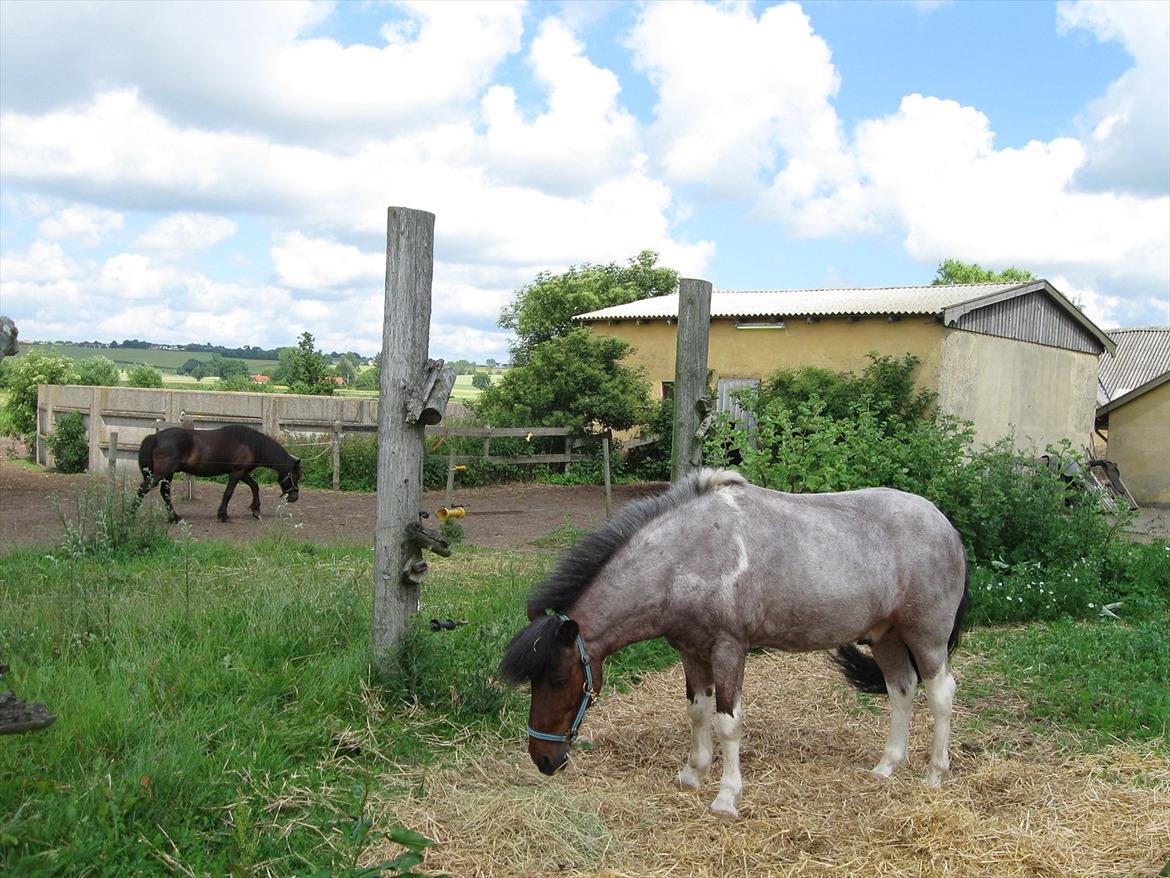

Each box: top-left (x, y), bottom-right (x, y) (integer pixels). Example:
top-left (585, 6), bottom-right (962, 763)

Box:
top-left (1058, 0), bottom-right (1170, 195)
top-left (135, 213), bottom-right (237, 258)
top-left (478, 18), bottom-right (640, 195)
top-left (272, 232), bottom-right (382, 291)
top-left (0, 0), bottom-right (525, 144)
top-left (36, 204), bottom-right (123, 247)
top-left (628, 1), bottom-right (845, 196)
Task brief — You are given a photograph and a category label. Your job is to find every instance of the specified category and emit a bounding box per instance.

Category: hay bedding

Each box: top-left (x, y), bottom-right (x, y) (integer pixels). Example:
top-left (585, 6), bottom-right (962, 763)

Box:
top-left (372, 651), bottom-right (1170, 877)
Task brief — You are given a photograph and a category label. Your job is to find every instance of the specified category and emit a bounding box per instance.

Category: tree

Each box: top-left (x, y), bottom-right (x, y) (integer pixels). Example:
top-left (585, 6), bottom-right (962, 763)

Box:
top-left (217, 358), bottom-right (250, 381)
top-left (500, 250), bottom-right (678, 364)
top-left (178, 357), bottom-right (204, 375)
top-left (933, 259), bottom-right (1034, 286)
top-left (471, 372), bottom-right (491, 391)
top-left (126, 363), bottom-right (163, 388)
top-left (337, 353), bottom-right (358, 385)
top-left (286, 331), bottom-right (333, 395)
top-left (1, 352), bottom-right (77, 440)
top-left (74, 356), bottom-right (120, 386)
top-left (190, 362), bottom-right (209, 382)
top-left (473, 329), bottom-right (650, 434)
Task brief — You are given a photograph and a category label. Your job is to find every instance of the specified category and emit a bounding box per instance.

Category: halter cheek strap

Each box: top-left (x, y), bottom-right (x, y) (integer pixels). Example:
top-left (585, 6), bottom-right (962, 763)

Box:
top-left (526, 614), bottom-right (596, 745)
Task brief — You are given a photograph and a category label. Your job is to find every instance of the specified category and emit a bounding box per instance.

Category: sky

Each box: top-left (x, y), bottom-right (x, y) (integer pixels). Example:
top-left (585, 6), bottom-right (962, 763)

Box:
top-left (1, 0), bottom-right (1167, 362)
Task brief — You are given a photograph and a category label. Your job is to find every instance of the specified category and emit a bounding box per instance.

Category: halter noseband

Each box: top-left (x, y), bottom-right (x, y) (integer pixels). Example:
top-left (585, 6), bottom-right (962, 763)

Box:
top-left (526, 614), bottom-right (596, 745)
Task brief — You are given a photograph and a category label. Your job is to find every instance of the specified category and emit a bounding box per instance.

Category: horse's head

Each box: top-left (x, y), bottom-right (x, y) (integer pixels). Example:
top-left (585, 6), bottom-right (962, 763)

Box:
top-left (280, 458), bottom-right (302, 503)
top-left (500, 613), bottom-right (601, 776)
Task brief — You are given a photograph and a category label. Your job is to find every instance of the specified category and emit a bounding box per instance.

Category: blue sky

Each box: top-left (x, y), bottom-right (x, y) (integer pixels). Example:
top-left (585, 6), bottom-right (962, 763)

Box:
top-left (1, 0), bottom-right (1166, 361)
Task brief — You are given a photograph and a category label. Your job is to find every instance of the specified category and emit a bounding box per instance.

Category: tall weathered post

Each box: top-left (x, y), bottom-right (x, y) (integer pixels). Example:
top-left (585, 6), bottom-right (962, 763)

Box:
top-left (669, 278), bottom-right (713, 484)
top-left (373, 207), bottom-right (456, 676)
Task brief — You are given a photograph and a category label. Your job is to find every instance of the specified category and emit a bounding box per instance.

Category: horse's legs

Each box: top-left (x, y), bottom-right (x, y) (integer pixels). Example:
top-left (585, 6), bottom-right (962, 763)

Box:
top-left (709, 638), bottom-right (747, 818)
top-left (870, 630), bottom-right (918, 778)
top-left (676, 652), bottom-right (715, 790)
top-left (217, 474), bottom-right (241, 522)
top-left (240, 474), bottom-right (262, 519)
top-left (923, 664), bottom-right (956, 787)
top-left (159, 479), bottom-right (181, 522)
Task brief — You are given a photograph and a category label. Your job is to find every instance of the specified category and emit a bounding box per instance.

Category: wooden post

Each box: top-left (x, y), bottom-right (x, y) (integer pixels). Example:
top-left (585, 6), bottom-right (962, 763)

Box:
top-left (373, 206), bottom-right (443, 676)
top-left (445, 443), bottom-right (456, 509)
top-left (670, 278), bottom-right (713, 484)
top-left (332, 421), bottom-right (342, 491)
top-left (107, 431), bottom-right (118, 494)
top-left (602, 436), bottom-right (613, 520)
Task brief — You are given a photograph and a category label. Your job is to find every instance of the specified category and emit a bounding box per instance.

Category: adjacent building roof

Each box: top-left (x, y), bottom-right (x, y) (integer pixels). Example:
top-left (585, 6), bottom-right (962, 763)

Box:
top-left (1097, 326), bottom-right (1170, 405)
top-left (1097, 370), bottom-right (1170, 417)
top-left (575, 280), bottom-right (1115, 355)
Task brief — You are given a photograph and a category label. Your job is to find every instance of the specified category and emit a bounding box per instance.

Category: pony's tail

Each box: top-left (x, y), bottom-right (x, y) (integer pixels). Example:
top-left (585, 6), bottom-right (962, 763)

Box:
top-left (137, 433), bottom-right (155, 474)
top-left (833, 552), bottom-right (971, 697)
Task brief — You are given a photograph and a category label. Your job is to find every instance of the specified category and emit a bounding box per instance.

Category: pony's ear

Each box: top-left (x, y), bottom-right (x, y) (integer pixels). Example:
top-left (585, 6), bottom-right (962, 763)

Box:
top-left (526, 604), bottom-right (542, 622)
top-left (556, 617), bottom-right (579, 644)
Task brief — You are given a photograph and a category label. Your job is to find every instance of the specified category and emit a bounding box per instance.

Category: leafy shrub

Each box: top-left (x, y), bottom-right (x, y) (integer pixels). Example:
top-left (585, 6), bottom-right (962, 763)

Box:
top-left (47, 411), bottom-right (89, 473)
top-left (53, 479), bottom-right (172, 558)
top-left (126, 363), bottom-right (164, 388)
top-left (0, 351), bottom-right (76, 441)
top-left (74, 356), bottom-right (120, 386)
top-left (471, 372), bottom-right (491, 390)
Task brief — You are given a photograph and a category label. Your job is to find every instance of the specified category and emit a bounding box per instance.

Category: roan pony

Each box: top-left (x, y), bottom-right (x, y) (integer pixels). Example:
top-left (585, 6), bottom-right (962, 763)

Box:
top-left (137, 425), bottom-right (301, 522)
top-left (501, 469), bottom-right (968, 818)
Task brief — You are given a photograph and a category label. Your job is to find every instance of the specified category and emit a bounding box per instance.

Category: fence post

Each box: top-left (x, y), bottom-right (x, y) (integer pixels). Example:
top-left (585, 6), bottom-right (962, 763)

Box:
top-left (332, 421), bottom-right (342, 491)
top-left (445, 443), bottom-right (456, 509)
top-left (373, 207), bottom-right (453, 677)
top-left (107, 430), bottom-right (118, 493)
top-left (670, 278), bottom-right (713, 484)
top-left (602, 436), bottom-right (612, 520)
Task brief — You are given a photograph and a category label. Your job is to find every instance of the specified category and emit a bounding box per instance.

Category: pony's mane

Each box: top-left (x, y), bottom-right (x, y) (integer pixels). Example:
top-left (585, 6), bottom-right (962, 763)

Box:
top-left (525, 468), bottom-right (745, 617)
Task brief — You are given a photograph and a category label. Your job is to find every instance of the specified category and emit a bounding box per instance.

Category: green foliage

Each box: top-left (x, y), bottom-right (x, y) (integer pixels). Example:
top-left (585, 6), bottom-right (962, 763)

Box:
top-left (215, 374), bottom-right (274, 393)
top-left (471, 372), bottom-right (491, 390)
top-left (473, 329), bottom-right (650, 435)
top-left (53, 478), bottom-right (172, 558)
top-left (126, 363), bottom-right (164, 388)
top-left (217, 358), bottom-right (251, 381)
top-left (933, 258), bottom-right (1035, 285)
top-left (285, 331), bottom-right (334, 395)
top-left (74, 356), bottom-right (121, 386)
top-left (968, 614), bottom-right (1170, 743)
top-left (47, 411), bottom-right (89, 473)
top-left (501, 250), bottom-right (678, 364)
top-left (0, 350), bottom-right (76, 440)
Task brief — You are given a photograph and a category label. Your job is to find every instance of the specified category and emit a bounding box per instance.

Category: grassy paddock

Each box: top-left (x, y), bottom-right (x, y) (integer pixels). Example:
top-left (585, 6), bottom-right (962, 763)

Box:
top-left (1, 526), bottom-right (1166, 875)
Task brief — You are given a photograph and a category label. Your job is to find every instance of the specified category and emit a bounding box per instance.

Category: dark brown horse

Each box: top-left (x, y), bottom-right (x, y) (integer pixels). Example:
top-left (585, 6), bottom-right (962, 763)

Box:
top-left (137, 425), bottom-right (301, 522)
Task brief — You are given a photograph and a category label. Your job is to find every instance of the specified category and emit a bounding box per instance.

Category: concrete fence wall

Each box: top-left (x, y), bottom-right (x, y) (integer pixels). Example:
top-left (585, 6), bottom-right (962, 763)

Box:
top-left (35, 385), bottom-right (468, 473)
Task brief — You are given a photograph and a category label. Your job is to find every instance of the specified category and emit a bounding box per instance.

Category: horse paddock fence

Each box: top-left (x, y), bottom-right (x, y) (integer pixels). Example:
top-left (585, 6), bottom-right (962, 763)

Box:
top-left (34, 385), bottom-right (613, 511)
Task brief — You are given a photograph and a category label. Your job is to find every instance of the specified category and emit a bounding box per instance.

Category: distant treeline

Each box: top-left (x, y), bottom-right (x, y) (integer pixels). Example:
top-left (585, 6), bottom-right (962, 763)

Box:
top-left (109, 339), bottom-right (284, 359)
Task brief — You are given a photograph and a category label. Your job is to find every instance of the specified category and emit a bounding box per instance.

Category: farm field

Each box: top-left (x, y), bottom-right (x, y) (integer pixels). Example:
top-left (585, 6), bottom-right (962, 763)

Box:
top-left (1, 465), bottom-right (1167, 876)
top-left (16, 342), bottom-right (279, 374)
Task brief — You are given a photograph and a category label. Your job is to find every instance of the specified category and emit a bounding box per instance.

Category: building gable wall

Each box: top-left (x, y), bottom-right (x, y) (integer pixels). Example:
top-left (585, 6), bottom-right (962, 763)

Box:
top-left (952, 290), bottom-right (1101, 354)
top-left (1107, 380), bottom-right (1170, 506)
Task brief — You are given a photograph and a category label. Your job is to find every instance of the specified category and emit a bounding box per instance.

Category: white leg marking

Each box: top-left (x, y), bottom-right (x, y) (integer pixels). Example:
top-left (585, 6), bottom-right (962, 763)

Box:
top-left (710, 700), bottom-right (743, 818)
top-left (923, 665), bottom-right (956, 787)
top-left (872, 681), bottom-right (914, 778)
top-left (677, 691), bottom-right (714, 790)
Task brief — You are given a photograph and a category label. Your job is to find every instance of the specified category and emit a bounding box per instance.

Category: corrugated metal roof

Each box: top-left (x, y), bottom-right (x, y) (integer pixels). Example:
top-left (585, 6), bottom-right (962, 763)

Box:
top-left (1097, 326), bottom-right (1170, 405)
top-left (574, 283), bottom-right (1023, 321)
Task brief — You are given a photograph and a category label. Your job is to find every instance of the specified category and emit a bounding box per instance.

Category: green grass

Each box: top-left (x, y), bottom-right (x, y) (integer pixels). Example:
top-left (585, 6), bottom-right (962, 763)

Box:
top-left (2, 494), bottom-right (1165, 875)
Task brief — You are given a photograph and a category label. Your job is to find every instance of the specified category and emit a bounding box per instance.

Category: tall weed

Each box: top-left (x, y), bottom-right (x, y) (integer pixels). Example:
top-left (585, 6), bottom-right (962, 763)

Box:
top-left (52, 478), bottom-right (171, 558)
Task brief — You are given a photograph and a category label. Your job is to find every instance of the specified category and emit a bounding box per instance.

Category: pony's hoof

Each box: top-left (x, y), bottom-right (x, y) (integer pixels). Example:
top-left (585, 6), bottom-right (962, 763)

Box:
top-left (924, 767), bottom-right (947, 788)
top-left (217, 514), bottom-right (229, 523)
top-left (709, 797), bottom-right (739, 819)
top-left (169, 515), bottom-right (183, 524)
top-left (252, 511), bottom-right (262, 520)
top-left (677, 768), bottom-right (702, 790)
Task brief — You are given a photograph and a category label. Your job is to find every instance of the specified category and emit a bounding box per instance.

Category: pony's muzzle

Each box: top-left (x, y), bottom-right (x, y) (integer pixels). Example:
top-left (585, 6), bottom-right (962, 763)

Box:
top-left (285, 489), bottom-right (300, 503)
top-left (534, 749), bottom-right (569, 775)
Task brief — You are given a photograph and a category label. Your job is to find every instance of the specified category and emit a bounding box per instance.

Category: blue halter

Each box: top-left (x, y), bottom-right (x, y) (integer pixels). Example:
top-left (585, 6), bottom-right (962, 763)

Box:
top-left (526, 614), bottom-right (596, 745)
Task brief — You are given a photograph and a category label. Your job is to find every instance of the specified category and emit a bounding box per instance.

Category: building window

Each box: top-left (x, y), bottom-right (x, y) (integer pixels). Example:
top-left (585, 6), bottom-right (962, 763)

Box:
top-left (661, 381), bottom-right (674, 400)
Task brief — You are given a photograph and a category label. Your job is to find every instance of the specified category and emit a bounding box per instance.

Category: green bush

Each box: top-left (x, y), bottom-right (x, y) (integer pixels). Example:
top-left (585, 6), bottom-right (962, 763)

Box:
top-left (52, 479), bottom-right (172, 558)
top-left (126, 363), bottom-right (164, 388)
top-left (0, 351), bottom-right (76, 441)
top-left (74, 355), bottom-right (120, 386)
top-left (47, 411), bottom-right (89, 473)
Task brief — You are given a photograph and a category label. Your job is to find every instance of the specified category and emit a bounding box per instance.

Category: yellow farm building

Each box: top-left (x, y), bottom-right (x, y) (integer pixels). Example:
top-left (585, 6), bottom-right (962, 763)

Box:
top-left (576, 280), bottom-right (1115, 453)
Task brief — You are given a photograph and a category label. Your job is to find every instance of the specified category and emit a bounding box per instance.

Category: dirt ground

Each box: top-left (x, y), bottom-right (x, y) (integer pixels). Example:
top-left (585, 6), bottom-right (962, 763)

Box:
top-left (0, 457), bottom-right (666, 554)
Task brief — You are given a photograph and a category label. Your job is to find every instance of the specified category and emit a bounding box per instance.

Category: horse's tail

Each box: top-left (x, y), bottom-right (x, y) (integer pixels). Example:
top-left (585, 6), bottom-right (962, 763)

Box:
top-left (137, 434), bottom-right (156, 480)
top-left (832, 552), bottom-right (970, 696)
